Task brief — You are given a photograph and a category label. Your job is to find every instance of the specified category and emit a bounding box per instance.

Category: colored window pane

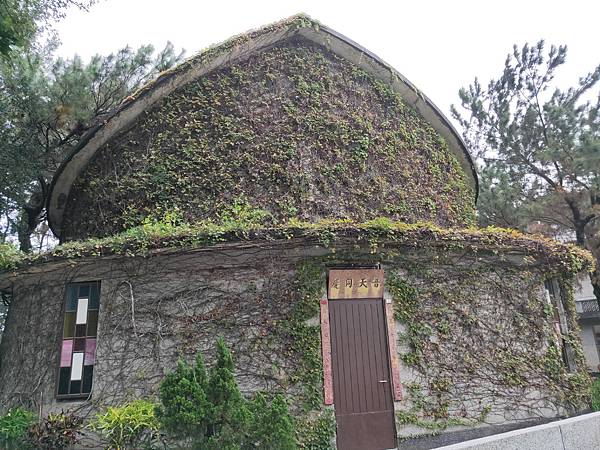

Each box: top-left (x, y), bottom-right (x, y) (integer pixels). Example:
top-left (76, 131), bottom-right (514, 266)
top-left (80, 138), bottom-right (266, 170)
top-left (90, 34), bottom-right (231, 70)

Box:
top-left (58, 281), bottom-right (100, 398)
top-left (60, 340), bottom-right (73, 367)
top-left (74, 338), bottom-right (85, 352)
top-left (89, 283), bottom-right (100, 310)
top-left (63, 312), bottom-right (76, 338)
top-left (87, 311), bottom-right (98, 337)
top-left (85, 339), bottom-right (96, 365)
top-left (58, 367), bottom-right (70, 395)
top-left (82, 366), bottom-right (94, 394)
top-left (71, 353), bottom-right (84, 381)
top-left (76, 298), bottom-right (88, 324)
top-left (79, 284), bottom-right (89, 298)
top-left (69, 380), bottom-right (81, 395)
top-left (66, 286), bottom-right (78, 311)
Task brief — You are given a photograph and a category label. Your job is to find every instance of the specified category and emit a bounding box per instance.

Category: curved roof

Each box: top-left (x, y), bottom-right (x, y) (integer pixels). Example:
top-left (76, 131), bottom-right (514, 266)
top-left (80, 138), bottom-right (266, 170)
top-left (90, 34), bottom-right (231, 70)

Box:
top-left (47, 14), bottom-right (478, 238)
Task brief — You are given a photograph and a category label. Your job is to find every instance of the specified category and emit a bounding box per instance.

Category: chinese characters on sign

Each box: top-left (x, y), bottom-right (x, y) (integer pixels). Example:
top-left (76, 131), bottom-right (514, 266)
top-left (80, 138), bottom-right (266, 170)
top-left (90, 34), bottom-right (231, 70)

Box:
top-left (328, 269), bottom-right (384, 299)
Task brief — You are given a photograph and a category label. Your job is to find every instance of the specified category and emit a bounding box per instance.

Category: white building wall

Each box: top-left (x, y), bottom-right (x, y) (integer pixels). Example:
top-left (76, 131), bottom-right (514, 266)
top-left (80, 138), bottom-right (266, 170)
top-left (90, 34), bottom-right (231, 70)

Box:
top-left (580, 324), bottom-right (600, 371)
top-left (575, 273), bottom-right (600, 372)
top-left (575, 273), bottom-right (595, 301)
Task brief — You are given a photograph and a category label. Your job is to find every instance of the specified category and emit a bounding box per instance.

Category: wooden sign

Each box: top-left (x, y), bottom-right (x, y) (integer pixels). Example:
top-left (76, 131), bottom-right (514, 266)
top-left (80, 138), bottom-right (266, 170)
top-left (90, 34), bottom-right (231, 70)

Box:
top-left (328, 269), bottom-right (384, 300)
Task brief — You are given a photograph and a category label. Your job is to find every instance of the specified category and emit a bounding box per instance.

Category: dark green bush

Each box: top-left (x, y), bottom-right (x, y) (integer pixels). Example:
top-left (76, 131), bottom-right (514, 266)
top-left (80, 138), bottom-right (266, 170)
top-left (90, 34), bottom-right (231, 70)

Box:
top-left (591, 378), bottom-right (600, 411)
top-left (248, 393), bottom-right (296, 450)
top-left (157, 338), bottom-right (296, 449)
top-left (0, 407), bottom-right (36, 449)
top-left (26, 412), bottom-right (82, 450)
top-left (156, 351), bottom-right (212, 445)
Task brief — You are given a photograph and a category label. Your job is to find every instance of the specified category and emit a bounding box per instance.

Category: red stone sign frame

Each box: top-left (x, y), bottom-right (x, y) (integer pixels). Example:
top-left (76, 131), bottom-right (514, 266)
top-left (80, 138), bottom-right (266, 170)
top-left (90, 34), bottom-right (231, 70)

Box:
top-left (320, 297), bottom-right (334, 405)
top-left (385, 299), bottom-right (403, 401)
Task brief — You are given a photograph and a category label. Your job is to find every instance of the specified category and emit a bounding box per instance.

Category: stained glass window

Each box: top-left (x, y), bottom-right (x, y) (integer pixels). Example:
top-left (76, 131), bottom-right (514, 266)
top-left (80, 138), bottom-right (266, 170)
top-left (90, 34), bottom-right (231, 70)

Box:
top-left (57, 281), bottom-right (100, 398)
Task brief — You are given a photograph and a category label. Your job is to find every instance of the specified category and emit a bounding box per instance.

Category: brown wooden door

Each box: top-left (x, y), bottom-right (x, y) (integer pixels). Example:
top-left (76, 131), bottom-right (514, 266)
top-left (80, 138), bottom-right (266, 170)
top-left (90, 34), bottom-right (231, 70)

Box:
top-left (329, 298), bottom-right (397, 450)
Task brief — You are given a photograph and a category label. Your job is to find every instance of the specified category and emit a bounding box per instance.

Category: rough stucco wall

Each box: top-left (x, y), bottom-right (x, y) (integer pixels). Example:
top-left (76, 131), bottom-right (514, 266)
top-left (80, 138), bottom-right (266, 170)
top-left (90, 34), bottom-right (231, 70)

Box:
top-left (389, 265), bottom-right (576, 441)
top-left (91, 252), bottom-right (303, 405)
top-left (61, 40), bottom-right (475, 241)
top-left (0, 247), bottom-right (307, 414)
top-left (0, 277), bottom-right (64, 410)
top-left (0, 239), bottom-right (588, 447)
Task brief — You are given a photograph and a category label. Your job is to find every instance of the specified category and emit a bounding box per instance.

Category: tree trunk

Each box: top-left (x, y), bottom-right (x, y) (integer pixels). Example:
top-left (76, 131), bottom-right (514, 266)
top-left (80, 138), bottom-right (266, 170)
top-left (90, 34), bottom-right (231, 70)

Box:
top-left (17, 209), bottom-right (36, 253)
top-left (17, 179), bottom-right (47, 253)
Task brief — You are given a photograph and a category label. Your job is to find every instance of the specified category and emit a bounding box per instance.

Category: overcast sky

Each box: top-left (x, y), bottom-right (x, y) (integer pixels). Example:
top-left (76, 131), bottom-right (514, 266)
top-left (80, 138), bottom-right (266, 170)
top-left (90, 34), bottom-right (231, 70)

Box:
top-left (54, 0), bottom-right (599, 120)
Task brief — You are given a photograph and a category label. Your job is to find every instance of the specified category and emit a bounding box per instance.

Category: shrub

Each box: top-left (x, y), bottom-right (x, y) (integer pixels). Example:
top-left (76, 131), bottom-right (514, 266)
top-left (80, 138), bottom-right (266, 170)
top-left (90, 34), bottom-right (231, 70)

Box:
top-left (248, 393), bottom-right (295, 450)
top-left (26, 412), bottom-right (82, 450)
top-left (591, 378), bottom-right (600, 411)
top-left (90, 399), bottom-right (159, 450)
top-left (156, 351), bottom-right (212, 444)
top-left (204, 338), bottom-right (251, 443)
top-left (157, 338), bottom-right (296, 449)
top-left (0, 407), bottom-right (36, 449)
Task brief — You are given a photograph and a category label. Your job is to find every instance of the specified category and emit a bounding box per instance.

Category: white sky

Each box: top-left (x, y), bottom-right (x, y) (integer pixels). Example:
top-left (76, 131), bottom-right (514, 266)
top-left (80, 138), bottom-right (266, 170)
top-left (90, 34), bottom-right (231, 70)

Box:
top-left (54, 0), bottom-right (599, 120)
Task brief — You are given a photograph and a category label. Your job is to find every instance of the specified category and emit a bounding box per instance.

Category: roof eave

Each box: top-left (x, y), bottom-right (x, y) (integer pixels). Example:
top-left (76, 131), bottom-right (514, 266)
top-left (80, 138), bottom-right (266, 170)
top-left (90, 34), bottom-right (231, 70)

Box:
top-left (47, 15), bottom-right (478, 239)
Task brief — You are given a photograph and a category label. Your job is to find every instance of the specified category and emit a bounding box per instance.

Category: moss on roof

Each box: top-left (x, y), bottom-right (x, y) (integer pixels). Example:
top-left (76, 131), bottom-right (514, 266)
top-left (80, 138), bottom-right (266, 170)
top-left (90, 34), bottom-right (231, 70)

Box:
top-left (0, 218), bottom-right (593, 276)
top-left (47, 13), bottom-right (478, 239)
top-left (61, 41), bottom-right (476, 241)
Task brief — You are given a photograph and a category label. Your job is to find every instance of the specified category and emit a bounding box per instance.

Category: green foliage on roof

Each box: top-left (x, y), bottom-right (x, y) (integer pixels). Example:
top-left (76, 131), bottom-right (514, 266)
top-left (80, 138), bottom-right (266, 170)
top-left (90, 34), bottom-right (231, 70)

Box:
top-left (61, 40), bottom-right (475, 241)
top-left (0, 215), bottom-right (593, 275)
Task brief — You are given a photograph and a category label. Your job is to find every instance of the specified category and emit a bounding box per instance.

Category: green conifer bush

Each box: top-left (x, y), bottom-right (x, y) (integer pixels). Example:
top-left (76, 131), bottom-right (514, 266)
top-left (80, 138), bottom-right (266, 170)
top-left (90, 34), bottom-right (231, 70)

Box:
top-left (157, 338), bottom-right (296, 449)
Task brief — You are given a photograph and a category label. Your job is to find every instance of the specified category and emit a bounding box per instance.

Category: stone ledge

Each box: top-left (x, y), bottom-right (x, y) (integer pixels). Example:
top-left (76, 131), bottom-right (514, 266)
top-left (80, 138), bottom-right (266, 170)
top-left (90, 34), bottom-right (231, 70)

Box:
top-left (433, 412), bottom-right (600, 450)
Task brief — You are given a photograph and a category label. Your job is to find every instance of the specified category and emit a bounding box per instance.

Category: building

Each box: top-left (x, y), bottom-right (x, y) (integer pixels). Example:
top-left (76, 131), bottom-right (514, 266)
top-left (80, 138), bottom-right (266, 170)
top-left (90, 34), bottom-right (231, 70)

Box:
top-left (0, 15), bottom-right (593, 450)
top-left (575, 274), bottom-right (600, 373)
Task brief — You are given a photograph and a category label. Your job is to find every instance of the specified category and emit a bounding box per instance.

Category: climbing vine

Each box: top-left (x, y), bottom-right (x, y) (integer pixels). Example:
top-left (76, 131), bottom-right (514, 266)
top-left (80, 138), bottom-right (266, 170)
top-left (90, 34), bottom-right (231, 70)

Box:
top-left (279, 260), bottom-right (325, 411)
top-left (387, 264), bottom-right (591, 440)
top-left (62, 38), bottom-right (475, 241)
top-left (1, 218), bottom-right (593, 273)
top-left (0, 219), bottom-right (593, 448)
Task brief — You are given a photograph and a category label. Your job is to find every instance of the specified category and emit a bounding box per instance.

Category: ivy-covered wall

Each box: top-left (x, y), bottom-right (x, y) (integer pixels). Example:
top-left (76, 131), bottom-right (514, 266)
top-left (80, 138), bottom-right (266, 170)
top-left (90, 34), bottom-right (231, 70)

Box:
top-left (387, 266), bottom-right (588, 442)
top-left (0, 226), bottom-right (591, 448)
top-left (61, 40), bottom-right (475, 241)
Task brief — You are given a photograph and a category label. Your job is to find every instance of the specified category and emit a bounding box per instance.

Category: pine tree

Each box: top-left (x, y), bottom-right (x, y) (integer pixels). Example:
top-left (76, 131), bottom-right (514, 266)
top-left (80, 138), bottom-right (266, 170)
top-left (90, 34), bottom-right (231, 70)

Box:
top-left (248, 393), bottom-right (296, 450)
top-left (204, 338), bottom-right (251, 449)
top-left (156, 353), bottom-right (211, 444)
top-left (157, 339), bottom-right (297, 449)
top-left (452, 40), bottom-right (600, 303)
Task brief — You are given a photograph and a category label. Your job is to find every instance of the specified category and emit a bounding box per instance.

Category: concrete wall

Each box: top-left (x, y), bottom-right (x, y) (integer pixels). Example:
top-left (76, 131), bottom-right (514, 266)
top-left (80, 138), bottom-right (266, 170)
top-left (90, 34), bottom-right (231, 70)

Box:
top-left (575, 273), bottom-right (595, 301)
top-left (434, 412), bottom-right (600, 450)
top-left (0, 236), bottom-right (589, 449)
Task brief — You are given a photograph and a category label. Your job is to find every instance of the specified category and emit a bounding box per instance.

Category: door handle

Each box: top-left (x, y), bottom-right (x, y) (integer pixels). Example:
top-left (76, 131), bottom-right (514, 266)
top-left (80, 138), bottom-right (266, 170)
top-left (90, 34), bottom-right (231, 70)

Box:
top-left (378, 380), bottom-right (388, 383)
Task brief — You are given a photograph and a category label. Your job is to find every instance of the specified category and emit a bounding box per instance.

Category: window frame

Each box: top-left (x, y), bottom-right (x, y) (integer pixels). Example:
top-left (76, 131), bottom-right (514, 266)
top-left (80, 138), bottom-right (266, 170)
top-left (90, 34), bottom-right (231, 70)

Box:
top-left (544, 278), bottom-right (576, 372)
top-left (56, 280), bottom-right (101, 401)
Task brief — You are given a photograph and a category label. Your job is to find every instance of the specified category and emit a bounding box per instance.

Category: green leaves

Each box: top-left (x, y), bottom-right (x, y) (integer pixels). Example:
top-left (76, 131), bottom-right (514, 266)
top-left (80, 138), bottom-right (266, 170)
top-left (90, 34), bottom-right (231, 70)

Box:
top-left (248, 394), bottom-right (296, 450)
top-left (89, 400), bottom-right (159, 450)
top-left (156, 338), bottom-right (297, 449)
top-left (0, 407), bottom-right (35, 449)
top-left (0, 0), bottom-right (95, 58)
top-left (0, 40), bottom-right (184, 249)
top-left (591, 378), bottom-right (600, 411)
top-left (65, 43), bottom-right (476, 242)
top-left (156, 354), bottom-right (211, 441)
